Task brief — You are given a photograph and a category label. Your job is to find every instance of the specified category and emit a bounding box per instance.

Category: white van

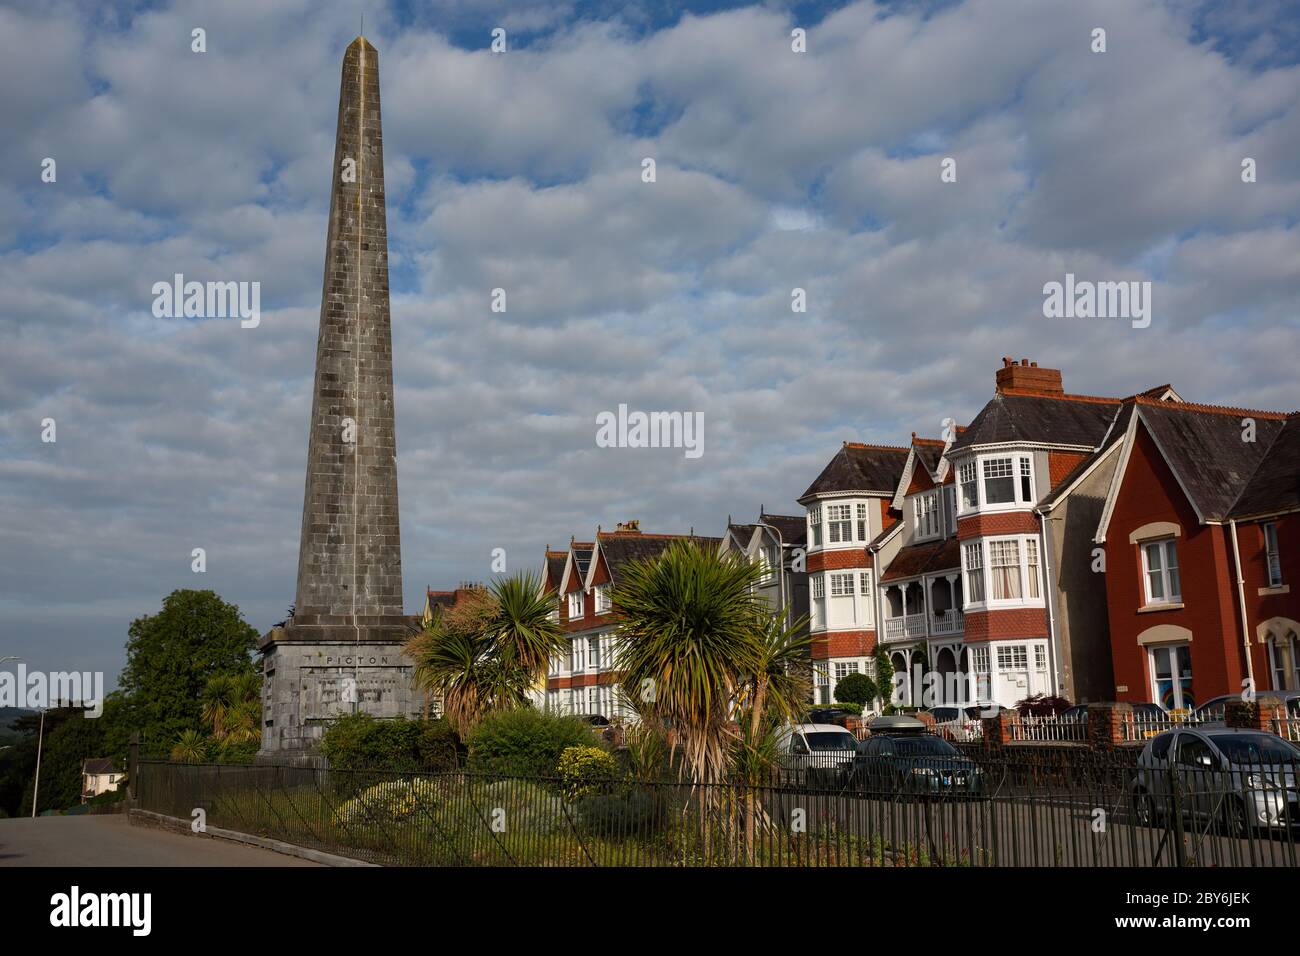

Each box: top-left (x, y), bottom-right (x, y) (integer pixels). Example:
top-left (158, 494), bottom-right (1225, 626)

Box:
top-left (778, 722), bottom-right (860, 786)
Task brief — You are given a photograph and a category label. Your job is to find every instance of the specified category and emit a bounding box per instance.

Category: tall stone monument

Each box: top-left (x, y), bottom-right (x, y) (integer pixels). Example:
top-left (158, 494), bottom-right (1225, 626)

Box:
top-left (260, 36), bottom-right (422, 755)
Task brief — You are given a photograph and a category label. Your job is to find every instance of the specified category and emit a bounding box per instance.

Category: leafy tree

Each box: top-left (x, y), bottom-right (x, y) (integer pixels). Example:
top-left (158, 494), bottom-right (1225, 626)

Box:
top-left (320, 713), bottom-right (463, 771)
top-left (834, 672), bottom-right (877, 709)
top-left (19, 708), bottom-right (107, 814)
top-left (120, 590), bottom-right (258, 748)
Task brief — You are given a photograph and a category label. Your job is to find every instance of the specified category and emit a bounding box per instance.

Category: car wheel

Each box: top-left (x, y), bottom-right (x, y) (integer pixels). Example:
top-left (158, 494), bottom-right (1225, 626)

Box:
top-left (1220, 797), bottom-right (1249, 838)
top-left (1133, 789), bottom-right (1158, 827)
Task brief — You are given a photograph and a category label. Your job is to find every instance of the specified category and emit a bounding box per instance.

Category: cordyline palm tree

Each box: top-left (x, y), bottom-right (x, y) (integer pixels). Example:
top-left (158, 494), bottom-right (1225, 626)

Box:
top-left (403, 572), bottom-right (565, 737)
top-left (201, 671), bottom-right (261, 744)
top-left (732, 608), bottom-right (811, 862)
top-left (171, 729), bottom-right (208, 763)
top-left (612, 540), bottom-right (767, 790)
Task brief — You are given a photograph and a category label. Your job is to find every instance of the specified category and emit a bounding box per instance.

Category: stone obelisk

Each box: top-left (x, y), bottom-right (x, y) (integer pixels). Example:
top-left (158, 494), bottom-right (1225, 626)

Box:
top-left (259, 37), bottom-right (420, 756)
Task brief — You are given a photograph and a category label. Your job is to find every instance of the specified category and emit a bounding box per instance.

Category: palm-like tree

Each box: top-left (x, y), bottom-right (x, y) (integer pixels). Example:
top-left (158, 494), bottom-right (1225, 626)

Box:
top-left (200, 674), bottom-right (237, 740)
top-left (612, 540), bottom-right (766, 789)
top-left (403, 572), bottom-right (565, 737)
top-left (171, 729), bottom-right (208, 763)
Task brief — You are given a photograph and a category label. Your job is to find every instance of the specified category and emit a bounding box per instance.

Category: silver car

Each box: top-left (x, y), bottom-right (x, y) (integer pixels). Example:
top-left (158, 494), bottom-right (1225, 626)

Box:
top-left (1131, 726), bottom-right (1300, 833)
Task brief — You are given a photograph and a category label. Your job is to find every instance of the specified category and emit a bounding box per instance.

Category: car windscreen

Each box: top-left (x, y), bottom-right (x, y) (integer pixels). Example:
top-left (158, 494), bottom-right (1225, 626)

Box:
top-left (1210, 734), bottom-right (1300, 765)
top-left (805, 732), bottom-right (857, 751)
top-left (892, 736), bottom-right (960, 757)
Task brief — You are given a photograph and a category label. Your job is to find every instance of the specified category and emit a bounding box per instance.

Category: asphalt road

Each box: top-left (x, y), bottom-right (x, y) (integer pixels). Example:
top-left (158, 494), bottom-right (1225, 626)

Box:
top-left (0, 815), bottom-right (320, 867)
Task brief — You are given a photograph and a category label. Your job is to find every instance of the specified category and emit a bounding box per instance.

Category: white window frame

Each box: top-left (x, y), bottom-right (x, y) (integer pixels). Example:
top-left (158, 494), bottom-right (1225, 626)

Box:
top-left (827, 503), bottom-right (853, 543)
top-left (913, 491), bottom-right (940, 541)
top-left (567, 590), bottom-right (583, 619)
top-left (1264, 522), bottom-right (1282, 588)
top-left (809, 505), bottom-right (823, 547)
top-left (1140, 538), bottom-right (1181, 606)
top-left (962, 536), bottom-right (1045, 609)
top-left (594, 583), bottom-right (612, 615)
top-left (856, 502), bottom-right (870, 541)
top-left (958, 453), bottom-right (1036, 514)
top-left (830, 572), bottom-right (854, 597)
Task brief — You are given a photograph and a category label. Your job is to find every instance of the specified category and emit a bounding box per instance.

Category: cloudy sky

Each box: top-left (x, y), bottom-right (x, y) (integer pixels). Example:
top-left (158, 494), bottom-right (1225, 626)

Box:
top-left (1, 0), bottom-right (1298, 687)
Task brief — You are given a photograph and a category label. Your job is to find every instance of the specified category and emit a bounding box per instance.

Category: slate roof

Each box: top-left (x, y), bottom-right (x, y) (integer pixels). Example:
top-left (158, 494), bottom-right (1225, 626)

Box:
top-left (880, 538), bottom-right (961, 582)
top-left (800, 443), bottom-right (910, 500)
top-left (912, 438), bottom-right (946, 475)
top-left (597, 532), bottom-right (723, 583)
top-left (724, 523), bottom-right (758, 548)
top-left (950, 391), bottom-right (1121, 451)
top-left (82, 758), bottom-right (117, 775)
top-left (543, 551), bottom-right (568, 590)
top-left (1231, 415), bottom-right (1300, 519)
top-left (1138, 400), bottom-right (1286, 522)
top-left (759, 513), bottom-right (807, 547)
top-left (1037, 403), bottom-right (1132, 510)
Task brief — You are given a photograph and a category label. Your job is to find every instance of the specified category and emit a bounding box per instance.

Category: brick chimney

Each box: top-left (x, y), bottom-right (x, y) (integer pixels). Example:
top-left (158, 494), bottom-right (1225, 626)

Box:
top-left (995, 357), bottom-right (1063, 396)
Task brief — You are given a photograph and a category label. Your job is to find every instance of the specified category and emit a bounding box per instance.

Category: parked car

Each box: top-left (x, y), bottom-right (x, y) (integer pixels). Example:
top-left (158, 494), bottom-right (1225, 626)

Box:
top-left (778, 723), bottom-right (860, 787)
top-left (1193, 692), bottom-right (1300, 724)
top-left (1060, 701), bottom-right (1166, 727)
top-left (1130, 726), bottom-right (1300, 834)
top-left (808, 707), bottom-right (861, 727)
top-left (849, 715), bottom-right (985, 799)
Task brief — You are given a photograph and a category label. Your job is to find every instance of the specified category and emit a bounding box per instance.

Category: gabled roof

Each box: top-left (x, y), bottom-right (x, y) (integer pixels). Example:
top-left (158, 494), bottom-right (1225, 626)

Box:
top-left (800, 442), bottom-right (910, 501)
top-left (1137, 400), bottom-right (1286, 522)
top-left (587, 530), bottom-right (723, 589)
top-left (559, 543), bottom-right (594, 594)
top-left (950, 391), bottom-right (1121, 452)
top-left (880, 538), bottom-right (961, 582)
top-left (1231, 415), bottom-right (1300, 519)
top-left (1096, 397), bottom-right (1296, 539)
top-left (721, 523), bottom-right (758, 553)
top-left (540, 550), bottom-right (569, 593)
top-left (82, 758), bottom-right (117, 775)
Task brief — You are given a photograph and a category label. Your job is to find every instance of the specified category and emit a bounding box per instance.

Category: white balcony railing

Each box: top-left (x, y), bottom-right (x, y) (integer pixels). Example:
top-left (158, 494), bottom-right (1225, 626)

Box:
top-left (930, 610), bottom-right (964, 635)
top-left (884, 613), bottom-right (927, 639)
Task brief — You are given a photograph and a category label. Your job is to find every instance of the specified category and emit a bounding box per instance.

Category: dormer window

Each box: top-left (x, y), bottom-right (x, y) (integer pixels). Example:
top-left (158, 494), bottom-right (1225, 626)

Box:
top-left (913, 491), bottom-right (940, 540)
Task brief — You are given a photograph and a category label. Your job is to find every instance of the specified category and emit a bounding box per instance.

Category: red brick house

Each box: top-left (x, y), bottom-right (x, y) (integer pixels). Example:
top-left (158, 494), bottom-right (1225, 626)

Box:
top-left (1096, 399), bottom-right (1300, 709)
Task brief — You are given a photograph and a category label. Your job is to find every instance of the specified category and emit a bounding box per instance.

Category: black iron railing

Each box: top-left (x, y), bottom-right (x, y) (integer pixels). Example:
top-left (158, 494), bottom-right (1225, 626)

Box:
top-left (134, 751), bottom-right (1300, 867)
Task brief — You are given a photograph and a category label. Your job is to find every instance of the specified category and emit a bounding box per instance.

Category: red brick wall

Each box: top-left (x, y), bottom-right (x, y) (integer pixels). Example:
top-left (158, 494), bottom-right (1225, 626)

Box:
top-left (811, 629), bottom-right (876, 659)
top-left (546, 672), bottom-right (622, 691)
top-left (1235, 513), bottom-right (1300, 689)
top-left (808, 548), bottom-right (869, 572)
top-left (957, 511), bottom-right (1039, 540)
top-left (963, 608), bottom-right (1047, 641)
top-left (1104, 425), bottom-right (1244, 705)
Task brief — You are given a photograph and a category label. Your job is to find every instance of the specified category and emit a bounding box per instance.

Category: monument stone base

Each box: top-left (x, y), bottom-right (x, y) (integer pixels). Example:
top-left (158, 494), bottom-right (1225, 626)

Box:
top-left (257, 619), bottom-right (424, 756)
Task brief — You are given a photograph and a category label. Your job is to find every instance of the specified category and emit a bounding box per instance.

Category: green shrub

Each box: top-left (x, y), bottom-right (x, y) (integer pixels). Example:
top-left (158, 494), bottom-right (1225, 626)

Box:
top-left (834, 672), bottom-right (876, 708)
top-left (465, 709), bottom-right (600, 777)
top-left (321, 713), bottom-right (462, 771)
top-left (557, 746), bottom-right (617, 798)
top-left (332, 778), bottom-right (440, 826)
